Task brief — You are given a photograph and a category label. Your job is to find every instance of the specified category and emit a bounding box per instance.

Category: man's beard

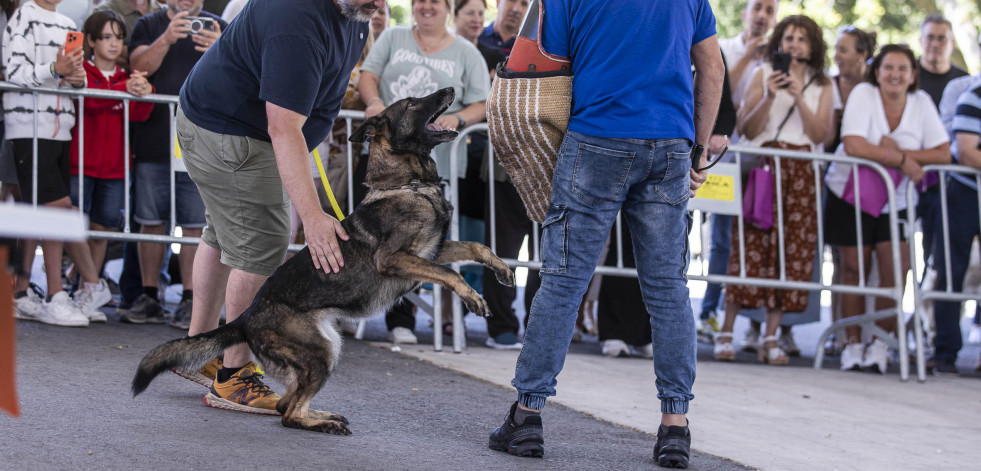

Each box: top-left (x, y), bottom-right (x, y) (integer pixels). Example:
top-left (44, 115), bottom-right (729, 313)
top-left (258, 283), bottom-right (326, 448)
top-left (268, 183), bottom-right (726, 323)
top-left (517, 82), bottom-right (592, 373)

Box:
top-left (339, 0), bottom-right (376, 22)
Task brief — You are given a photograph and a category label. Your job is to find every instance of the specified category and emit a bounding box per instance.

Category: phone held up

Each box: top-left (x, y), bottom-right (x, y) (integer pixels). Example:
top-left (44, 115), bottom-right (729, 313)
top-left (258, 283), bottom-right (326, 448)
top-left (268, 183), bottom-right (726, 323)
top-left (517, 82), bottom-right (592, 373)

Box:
top-left (186, 16), bottom-right (215, 35)
top-left (65, 31), bottom-right (84, 54)
top-left (772, 52), bottom-right (791, 88)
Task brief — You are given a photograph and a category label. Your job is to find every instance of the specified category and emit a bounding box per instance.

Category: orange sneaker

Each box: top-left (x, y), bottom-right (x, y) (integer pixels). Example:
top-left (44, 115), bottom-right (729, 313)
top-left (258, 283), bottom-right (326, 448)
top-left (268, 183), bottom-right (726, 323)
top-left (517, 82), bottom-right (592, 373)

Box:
top-left (202, 362), bottom-right (281, 415)
top-left (172, 356), bottom-right (222, 388)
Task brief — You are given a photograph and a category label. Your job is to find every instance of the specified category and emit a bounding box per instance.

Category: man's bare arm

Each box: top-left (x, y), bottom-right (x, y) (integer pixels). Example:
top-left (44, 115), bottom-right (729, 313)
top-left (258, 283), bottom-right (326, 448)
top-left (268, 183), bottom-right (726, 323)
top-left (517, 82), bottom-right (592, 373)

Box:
top-left (689, 35), bottom-right (725, 195)
top-left (266, 102), bottom-right (348, 273)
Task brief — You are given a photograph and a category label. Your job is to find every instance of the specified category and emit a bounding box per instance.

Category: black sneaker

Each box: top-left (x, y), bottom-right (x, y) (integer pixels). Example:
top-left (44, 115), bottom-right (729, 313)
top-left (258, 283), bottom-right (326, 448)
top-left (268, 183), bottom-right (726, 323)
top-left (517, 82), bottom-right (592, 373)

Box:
top-left (488, 402), bottom-right (544, 458)
top-left (169, 297), bottom-right (192, 330)
top-left (654, 423), bottom-right (691, 469)
top-left (119, 294), bottom-right (168, 324)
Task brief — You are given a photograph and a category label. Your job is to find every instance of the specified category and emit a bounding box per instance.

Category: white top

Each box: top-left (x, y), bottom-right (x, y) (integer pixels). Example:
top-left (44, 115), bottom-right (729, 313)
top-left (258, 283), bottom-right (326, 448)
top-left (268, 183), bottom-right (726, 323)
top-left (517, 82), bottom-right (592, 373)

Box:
top-left (719, 34), bottom-right (758, 109)
top-left (741, 63), bottom-right (827, 150)
top-left (826, 82), bottom-right (948, 213)
top-left (221, 0), bottom-right (249, 24)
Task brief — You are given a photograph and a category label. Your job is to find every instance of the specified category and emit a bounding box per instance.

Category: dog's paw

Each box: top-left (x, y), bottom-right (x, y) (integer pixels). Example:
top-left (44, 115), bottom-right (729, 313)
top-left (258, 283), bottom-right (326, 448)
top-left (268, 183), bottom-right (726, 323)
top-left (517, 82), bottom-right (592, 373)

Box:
top-left (309, 409), bottom-right (349, 425)
top-left (321, 420), bottom-right (352, 435)
top-left (463, 296), bottom-right (491, 318)
top-left (495, 266), bottom-right (515, 287)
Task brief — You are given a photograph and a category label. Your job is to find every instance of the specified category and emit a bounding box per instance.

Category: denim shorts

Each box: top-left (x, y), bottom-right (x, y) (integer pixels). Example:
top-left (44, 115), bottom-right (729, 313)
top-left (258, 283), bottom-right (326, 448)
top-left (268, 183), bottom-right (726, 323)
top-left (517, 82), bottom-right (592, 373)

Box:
top-left (176, 106), bottom-right (291, 276)
top-left (133, 162), bottom-right (206, 227)
top-left (71, 176), bottom-right (124, 228)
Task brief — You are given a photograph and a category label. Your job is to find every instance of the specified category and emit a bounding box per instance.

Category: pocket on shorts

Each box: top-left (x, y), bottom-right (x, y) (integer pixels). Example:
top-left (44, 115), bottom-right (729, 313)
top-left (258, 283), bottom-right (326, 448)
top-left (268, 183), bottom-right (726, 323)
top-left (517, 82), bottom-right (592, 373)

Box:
top-left (656, 150), bottom-right (692, 205)
top-left (176, 126), bottom-right (195, 154)
top-left (571, 141), bottom-right (634, 206)
top-left (218, 134), bottom-right (253, 171)
top-left (540, 204), bottom-right (568, 274)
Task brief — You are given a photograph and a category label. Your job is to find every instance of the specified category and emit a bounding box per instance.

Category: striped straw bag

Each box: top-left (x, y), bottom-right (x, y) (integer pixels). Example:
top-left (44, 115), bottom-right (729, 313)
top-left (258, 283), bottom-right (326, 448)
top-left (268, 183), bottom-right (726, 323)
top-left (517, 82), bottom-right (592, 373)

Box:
top-left (486, 0), bottom-right (571, 223)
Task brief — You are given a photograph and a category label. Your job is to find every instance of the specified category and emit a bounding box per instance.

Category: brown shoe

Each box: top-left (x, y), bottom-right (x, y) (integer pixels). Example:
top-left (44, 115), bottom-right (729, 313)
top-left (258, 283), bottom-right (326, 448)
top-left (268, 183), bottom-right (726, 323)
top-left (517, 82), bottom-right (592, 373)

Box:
top-left (172, 356), bottom-right (222, 388)
top-left (202, 362), bottom-right (281, 416)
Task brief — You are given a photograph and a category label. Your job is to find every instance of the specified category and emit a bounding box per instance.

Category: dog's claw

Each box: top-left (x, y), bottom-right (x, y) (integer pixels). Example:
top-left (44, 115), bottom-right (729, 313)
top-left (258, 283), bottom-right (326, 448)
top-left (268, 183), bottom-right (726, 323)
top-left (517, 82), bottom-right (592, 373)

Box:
top-left (497, 268), bottom-right (515, 287)
top-left (464, 296), bottom-right (491, 318)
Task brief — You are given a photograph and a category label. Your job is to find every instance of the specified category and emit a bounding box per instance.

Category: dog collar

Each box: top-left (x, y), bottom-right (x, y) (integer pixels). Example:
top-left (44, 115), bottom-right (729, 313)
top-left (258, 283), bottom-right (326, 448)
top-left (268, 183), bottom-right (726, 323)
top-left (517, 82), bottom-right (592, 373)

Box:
top-left (373, 179), bottom-right (440, 192)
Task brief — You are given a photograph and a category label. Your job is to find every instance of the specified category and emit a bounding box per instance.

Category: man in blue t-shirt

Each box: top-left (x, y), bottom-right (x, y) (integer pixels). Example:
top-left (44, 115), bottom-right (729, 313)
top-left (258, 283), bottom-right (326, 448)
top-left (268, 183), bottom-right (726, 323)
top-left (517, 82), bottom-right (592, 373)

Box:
top-left (487, 1), bottom-right (723, 466)
top-left (173, 0), bottom-right (378, 415)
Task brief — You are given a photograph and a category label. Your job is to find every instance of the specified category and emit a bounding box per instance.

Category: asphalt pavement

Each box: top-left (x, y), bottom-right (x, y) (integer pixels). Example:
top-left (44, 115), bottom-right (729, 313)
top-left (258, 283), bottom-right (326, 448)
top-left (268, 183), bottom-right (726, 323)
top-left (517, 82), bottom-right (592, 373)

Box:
top-left (1, 317), bottom-right (748, 471)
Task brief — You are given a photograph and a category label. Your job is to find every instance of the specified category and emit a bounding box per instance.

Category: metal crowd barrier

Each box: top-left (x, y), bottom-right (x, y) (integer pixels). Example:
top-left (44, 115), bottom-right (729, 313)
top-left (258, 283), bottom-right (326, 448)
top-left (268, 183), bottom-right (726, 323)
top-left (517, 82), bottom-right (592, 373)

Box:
top-left (905, 164), bottom-right (981, 380)
top-left (5, 82), bottom-right (970, 381)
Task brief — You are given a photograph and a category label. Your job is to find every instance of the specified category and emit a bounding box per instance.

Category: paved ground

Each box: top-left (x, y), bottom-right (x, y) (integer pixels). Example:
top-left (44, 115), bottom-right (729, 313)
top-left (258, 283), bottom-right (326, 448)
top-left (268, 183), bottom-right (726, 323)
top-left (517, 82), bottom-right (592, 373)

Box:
top-left (1, 318), bottom-right (747, 471)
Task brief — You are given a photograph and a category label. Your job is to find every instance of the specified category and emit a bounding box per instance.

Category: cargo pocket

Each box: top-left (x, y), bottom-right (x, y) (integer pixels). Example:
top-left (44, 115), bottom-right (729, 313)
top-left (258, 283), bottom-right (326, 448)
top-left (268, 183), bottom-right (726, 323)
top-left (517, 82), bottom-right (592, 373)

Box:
top-left (540, 204), bottom-right (568, 274)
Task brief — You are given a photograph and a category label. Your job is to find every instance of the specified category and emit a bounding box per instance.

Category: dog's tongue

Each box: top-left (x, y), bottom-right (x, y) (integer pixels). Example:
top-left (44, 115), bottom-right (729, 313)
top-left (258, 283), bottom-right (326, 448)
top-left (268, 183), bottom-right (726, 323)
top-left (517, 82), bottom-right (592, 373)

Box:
top-left (427, 122), bottom-right (443, 132)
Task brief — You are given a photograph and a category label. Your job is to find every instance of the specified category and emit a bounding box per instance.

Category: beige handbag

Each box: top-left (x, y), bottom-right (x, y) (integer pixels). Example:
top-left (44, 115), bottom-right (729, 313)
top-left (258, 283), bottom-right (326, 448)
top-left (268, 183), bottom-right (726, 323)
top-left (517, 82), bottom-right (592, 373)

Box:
top-left (486, 0), bottom-right (571, 223)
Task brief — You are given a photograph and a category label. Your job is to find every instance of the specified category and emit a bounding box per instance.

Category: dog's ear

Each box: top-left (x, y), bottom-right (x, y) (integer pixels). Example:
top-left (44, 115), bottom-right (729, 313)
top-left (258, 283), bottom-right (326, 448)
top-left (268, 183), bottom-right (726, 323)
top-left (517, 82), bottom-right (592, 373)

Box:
top-left (349, 115), bottom-right (386, 143)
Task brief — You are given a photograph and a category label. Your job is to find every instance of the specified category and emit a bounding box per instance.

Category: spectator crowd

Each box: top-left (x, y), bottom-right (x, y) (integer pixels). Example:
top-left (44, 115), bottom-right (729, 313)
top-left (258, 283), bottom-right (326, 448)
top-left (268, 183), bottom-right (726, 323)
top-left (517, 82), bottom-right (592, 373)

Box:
top-left (3, 0), bottom-right (980, 377)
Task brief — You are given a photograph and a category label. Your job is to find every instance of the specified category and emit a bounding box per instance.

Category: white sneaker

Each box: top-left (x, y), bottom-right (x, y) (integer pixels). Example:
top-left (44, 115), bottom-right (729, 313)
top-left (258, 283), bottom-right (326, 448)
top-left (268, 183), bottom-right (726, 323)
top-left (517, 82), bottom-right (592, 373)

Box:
top-left (387, 326), bottom-right (418, 345)
top-left (73, 279), bottom-right (111, 322)
top-left (38, 291), bottom-right (89, 327)
top-left (778, 331), bottom-right (801, 357)
top-left (632, 343), bottom-right (654, 359)
top-left (861, 339), bottom-right (889, 374)
top-left (840, 343), bottom-right (864, 371)
top-left (601, 339), bottom-right (630, 358)
top-left (741, 328), bottom-right (760, 353)
top-left (15, 291), bottom-right (44, 321)
top-left (968, 325), bottom-right (981, 345)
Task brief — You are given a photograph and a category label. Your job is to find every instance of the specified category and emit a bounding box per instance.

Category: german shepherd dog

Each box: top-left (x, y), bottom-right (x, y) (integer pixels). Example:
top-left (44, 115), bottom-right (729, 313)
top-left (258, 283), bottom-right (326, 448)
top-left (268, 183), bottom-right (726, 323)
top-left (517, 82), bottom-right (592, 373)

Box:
top-left (132, 88), bottom-right (514, 434)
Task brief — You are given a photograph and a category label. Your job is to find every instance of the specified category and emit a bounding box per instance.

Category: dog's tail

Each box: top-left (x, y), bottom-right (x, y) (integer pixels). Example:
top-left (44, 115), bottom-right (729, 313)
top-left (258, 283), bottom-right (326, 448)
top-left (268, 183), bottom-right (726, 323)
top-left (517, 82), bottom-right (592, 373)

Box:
top-left (131, 318), bottom-right (247, 396)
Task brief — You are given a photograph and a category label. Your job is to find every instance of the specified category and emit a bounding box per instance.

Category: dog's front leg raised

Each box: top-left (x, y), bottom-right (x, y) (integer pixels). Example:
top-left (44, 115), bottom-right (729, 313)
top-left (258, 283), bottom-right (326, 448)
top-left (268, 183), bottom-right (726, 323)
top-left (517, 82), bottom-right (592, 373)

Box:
top-left (437, 241), bottom-right (515, 288)
top-left (378, 252), bottom-right (491, 317)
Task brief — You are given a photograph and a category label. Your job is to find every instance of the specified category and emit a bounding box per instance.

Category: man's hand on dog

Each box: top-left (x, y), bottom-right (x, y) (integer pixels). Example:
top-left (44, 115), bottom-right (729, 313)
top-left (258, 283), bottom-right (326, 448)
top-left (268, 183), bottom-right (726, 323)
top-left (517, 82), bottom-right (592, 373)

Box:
top-left (306, 213), bottom-right (349, 273)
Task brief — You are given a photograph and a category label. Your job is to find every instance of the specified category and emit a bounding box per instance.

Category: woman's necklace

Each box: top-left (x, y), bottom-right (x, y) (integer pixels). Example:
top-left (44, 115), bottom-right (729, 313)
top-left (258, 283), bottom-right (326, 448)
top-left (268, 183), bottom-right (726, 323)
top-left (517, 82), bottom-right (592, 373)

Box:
top-left (415, 27), bottom-right (449, 53)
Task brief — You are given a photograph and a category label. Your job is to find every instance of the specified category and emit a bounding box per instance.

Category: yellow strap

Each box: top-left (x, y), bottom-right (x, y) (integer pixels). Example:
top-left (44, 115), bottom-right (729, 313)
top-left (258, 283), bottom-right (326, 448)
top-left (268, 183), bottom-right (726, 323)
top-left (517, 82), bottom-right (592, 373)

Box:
top-left (313, 148), bottom-right (345, 221)
top-left (174, 134), bottom-right (182, 159)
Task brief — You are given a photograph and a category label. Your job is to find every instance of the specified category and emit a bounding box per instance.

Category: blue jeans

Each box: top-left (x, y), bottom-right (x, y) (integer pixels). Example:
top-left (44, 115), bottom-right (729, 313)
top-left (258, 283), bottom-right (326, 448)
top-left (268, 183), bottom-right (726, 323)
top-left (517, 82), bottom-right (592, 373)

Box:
top-left (700, 214), bottom-right (732, 318)
top-left (932, 178), bottom-right (978, 365)
top-left (513, 131), bottom-right (696, 414)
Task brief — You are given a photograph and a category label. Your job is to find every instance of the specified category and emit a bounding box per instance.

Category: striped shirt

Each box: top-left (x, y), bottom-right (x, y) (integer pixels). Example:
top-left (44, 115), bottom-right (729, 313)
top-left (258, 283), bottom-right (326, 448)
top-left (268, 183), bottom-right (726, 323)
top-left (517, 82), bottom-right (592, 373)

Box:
top-left (951, 82), bottom-right (981, 191)
top-left (2, 2), bottom-right (77, 141)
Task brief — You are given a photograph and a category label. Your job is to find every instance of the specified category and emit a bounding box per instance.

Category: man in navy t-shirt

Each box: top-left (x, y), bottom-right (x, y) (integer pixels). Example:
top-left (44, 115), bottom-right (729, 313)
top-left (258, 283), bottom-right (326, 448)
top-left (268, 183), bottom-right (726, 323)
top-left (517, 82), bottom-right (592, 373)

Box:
top-left (488, 1), bottom-right (723, 466)
top-left (121, 0), bottom-right (227, 326)
top-left (173, 0), bottom-right (378, 415)
top-left (477, 0), bottom-right (528, 55)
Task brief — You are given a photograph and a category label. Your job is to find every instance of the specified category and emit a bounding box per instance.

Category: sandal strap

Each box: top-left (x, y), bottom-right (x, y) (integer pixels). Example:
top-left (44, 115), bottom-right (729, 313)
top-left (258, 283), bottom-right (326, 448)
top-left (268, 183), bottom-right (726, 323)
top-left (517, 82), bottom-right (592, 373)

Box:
top-left (760, 335), bottom-right (780, 343)
top-left (715, 332), bottom-right (733, 339)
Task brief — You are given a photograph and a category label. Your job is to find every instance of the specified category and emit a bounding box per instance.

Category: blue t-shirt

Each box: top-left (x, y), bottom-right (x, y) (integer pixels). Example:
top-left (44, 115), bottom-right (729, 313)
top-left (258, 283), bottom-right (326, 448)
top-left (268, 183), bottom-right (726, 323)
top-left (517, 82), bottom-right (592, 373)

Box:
top-left (129, 10), bottom-right (227, 164)
top-left (478, 23), bottom-right (515, 55)
top-left (179, 0), bottom-right (368, 151)
top-left (541, 0), bottom-right (716, 140)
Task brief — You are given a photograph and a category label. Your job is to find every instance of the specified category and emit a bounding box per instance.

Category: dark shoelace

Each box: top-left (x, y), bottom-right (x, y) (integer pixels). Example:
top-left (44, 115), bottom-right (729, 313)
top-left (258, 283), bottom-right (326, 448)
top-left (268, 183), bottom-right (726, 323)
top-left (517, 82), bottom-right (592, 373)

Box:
top-left (234, 372), bottom-right (275, 397)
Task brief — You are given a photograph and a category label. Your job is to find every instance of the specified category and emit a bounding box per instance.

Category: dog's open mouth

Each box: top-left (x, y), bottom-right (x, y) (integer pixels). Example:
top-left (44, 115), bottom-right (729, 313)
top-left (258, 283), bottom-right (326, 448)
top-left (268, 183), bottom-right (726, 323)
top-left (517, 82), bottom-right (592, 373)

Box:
top-left (425, 101), bottom-right (453, 134)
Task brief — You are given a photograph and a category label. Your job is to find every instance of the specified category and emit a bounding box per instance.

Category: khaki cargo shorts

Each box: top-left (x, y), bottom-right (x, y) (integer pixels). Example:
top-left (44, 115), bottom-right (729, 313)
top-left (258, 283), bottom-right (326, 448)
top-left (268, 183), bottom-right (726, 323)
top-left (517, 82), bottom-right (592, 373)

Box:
top-left (176, 106), bottom-right (291, 276)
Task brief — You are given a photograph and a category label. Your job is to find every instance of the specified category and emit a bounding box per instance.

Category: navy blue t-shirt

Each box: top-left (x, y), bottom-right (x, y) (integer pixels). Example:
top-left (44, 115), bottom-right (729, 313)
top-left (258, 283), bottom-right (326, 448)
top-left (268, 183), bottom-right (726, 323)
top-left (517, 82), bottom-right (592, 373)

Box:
top-left (477, 23), bottom-right (515, 55)
top-left (541, 0), bottom-right (716, 140)
top-left (129, 10), bottom-right (227, 164)
top-left (179, 0), bottom-right (368, 152)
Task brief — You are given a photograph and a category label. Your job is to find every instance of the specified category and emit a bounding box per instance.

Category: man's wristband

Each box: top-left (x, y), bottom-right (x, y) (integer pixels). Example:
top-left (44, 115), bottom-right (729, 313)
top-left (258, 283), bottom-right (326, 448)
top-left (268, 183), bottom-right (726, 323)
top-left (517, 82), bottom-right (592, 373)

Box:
top-left (453, 112), bottom-right (465, 129)
top-left (900, 152), bottom-right (907, 168)
top-left (50, 62), bottom-right (59, 79)
top-left (366, 97), bottom-right (383, 106)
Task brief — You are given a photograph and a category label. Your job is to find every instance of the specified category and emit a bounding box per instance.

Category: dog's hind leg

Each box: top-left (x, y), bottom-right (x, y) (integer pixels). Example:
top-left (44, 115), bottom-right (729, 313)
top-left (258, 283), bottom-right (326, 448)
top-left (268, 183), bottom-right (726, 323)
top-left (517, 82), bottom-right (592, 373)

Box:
top-left (437, 240), bottom-right (515, 287)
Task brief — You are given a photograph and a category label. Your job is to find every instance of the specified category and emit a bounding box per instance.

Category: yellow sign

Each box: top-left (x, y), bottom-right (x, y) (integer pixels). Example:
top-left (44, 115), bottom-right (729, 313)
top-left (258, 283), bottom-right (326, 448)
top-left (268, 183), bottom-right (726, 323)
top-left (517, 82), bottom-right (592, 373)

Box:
top-left (174, 134), bottom-right (182, 159)
top-left (696, 174), bottom-right (735, 201)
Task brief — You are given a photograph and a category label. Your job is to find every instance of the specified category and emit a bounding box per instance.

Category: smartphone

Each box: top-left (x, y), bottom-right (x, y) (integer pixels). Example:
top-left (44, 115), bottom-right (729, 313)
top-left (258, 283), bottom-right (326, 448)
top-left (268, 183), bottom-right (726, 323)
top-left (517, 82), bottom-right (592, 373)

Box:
top-left (65, 31), bottom-right (84, 54)
top-left (772, 52), bottom-right (791, 88)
